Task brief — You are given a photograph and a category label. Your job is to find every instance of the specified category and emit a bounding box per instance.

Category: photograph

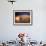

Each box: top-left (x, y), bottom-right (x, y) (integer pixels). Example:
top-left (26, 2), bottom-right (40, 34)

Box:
top-left (13, 10), bottom-right (32, 25)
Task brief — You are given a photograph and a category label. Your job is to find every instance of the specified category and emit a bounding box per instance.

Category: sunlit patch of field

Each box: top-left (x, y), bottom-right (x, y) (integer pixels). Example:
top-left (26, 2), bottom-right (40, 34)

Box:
top-left (15, 15), bottom-right (31, 23)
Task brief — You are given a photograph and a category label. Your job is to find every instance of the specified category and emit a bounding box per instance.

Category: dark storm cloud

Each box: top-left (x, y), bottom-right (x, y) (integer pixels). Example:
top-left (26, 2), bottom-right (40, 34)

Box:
top-left (15, 12), bottom-right (30, 16)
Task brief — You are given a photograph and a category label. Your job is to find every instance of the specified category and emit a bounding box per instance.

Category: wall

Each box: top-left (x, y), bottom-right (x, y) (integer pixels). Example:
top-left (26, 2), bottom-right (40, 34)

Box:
top-left (0, 0), bottom-right (46, 42)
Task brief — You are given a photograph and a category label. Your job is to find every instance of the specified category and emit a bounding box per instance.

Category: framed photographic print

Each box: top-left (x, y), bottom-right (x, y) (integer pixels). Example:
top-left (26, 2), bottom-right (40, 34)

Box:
top-left (13, 10), bottom-right (33, 25)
